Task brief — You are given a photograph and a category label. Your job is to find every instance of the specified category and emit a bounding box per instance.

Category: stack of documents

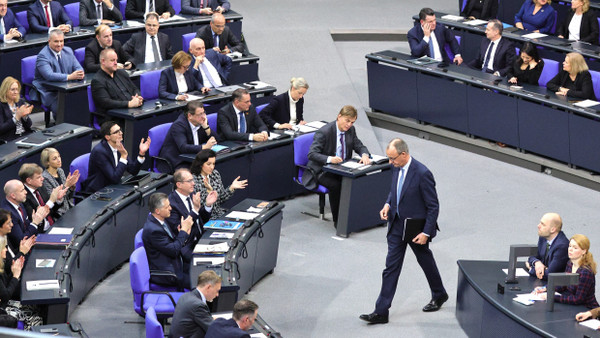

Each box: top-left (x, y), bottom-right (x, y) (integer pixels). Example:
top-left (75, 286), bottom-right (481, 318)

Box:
top-left (193, 242), bottom-right (230, 255)
top-left (441, 14), bottom-right (464, 21)
top-left (464, 19), bottom-right (488, 26)
top-left (225, 211), bottom-right (259, 220)
top-left (513, 293), bottom-right (544, 306)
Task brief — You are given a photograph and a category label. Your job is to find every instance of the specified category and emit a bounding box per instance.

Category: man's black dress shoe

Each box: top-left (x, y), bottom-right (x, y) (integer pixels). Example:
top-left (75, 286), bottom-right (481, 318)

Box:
top-left (422, 293), bottom-right (449, 312)
top-left (359, 312), bottom-right (388, 324)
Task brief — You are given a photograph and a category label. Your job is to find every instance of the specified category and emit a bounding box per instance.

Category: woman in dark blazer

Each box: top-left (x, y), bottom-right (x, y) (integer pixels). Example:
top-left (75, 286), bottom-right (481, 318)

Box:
top-left (158, 51), bottom-right (208, 100)
top-left (461, 0), bottom-right (498, 20)
top-left (40, 148), bottom-right (79, 218)
top-left (260, 77), bottom-right (309, 130)
top-left (557, 0), bottom-right (599, 44)
top-left (0, 77), bottom-right (33, 142)
top-left (507, 42), bottom-right (545, 85)
top-left (546, 52), bottom-right (596, 100)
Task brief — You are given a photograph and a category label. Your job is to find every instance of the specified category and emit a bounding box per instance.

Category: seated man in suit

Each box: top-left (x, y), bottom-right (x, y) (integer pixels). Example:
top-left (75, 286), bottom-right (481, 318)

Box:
top-left (91, 48), bottom-right (143, 115)
top-left (526, 212), bottom-right (570, 280)
top-left (126, 0), bottom-right (174, 19)
top-left (123, 12), bottom-right (174, 67)
top-left (407, 7), bottom-right (462, 65)
top-left (33, 28), bottom-right (85, 117)
top-left (181, 0), bottom-right (229, 15)
top-left (260, 77), bottom-right (308, 130)
top-left (304, 105), bottom-right (370, 226)
top-left (206, 299), bottom-right (258, 338)
top-left (79, 0), bottom-right (122, 27)
top-left (467, 19), bottom-right (516, 77)
top-left (142, 192), bottom-right (194, 290)
top-left (170, 270), bottom-right (222, 338)
top-left (0, 0), bottom-right (26, 42)
top-left (18, 163), bottom-right (68, 233)
top-left (217, 88), bottom-right (268, 142)
top-left (83, 121), bottom-right (150, 193)
top-left (84, 24), bottom-right (131, 73)
top-left (159, 101), bottom-right (217, 172)
top-left (1, 180), bottom-right (46, 249)
top-left (188, 38), bottom-right (232, 89)
top-left (27, 0), bottom-right (72, 33)
top-left (196, 13), bottom-right (243, 54)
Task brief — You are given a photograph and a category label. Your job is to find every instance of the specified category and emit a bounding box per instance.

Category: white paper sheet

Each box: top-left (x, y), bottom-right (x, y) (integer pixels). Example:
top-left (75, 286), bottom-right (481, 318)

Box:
top-left (502, 268), bottom-right (530, 277)
top-left (580, 319), bottom-right (600, 330)
top-left (26, 280), bottom-right (59, 291)
top-left (48, 227), bottom-right (74, 235)
top-left (522, 32), bottom-right (547, 39)
top-left (225, 211), bottom-right (259, 220)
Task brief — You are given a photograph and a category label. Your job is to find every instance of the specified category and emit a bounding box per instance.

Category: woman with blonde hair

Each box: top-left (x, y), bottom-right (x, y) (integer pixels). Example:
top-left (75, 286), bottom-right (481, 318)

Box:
top-left (546, 52), bottom-right (595, 100)
top-left (514, 0), bottom-right (556, 34)
top-left (40, 148), bottom-right (80, 218)
top-left (260, 77), bottom-right (308, 130)
top-left (0, 77), bottom-right (33, 142)
top-left (556, 0), bottom-right (599, 44)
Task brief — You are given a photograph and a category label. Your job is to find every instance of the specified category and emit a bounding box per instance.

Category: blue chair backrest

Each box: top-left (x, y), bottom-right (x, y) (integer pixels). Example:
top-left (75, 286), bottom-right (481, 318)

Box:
top-left (134, 229), bottom-right (143, 249)
top-left (255, 103), bottom-right (268, 115)
top-left (181, 32), bottom-right (195, 53)
top-left (538, 58), bottom-right (559, 87)
top-left (207, 113), bottom-right (217, 132)
top-left (590, 70), bottom-right (600, 100)
top-left (444, 36), bottom-right (461, 62)
top-left (598, 18), bottom-right (600, 45)
top-left (145, 307), bottom-right (164, 338)
top-left (461, 0), bottom-right (468, 13)
top-left (140, 70), bottom-right (162, 100)
top-left (293, 132), bottom-right (314, 167)
top-left (70, 153), bottom-right (90, 193)
top-left (74, 47), bottom-right (85, 67)
top-left (515, 47), bottom-right (520, 55)
top-left (130, 246), bottom-right (150, 315)
top-left (21, 55), bottom-right (37, 86)
top-left (64, 3), bottom-right (79, 27)
top-left (87, 86), bottom-right (96, 113)
top-left (120, 0), bottom-right (126, 18)
top-left (16, 11), bottom-right (28, 33)
top-left (169, 0), bottom-right (181, 14)
top-left (148, 122), bottom-right (172, 157)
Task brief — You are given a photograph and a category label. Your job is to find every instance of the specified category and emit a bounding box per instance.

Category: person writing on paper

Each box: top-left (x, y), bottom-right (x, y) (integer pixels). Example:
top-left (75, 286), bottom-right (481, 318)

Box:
top-left (40, 148), bottom-right (79, 218)
top-left (507, 42), bottom-right (545, 85)
top-left (556, 0), bottom-right (598, 44)
top-left (205, 299), bottom-right (258, 338)
top-left (534, 234), bottom-right (599, 308)
top-left (159, 101), bottom-right (217, 172)
top-left (0, 77), bottom-right (33, 142)
top-left (190, 149), bottom-right (247, 219)
top-left (159, 51), bottom-right (209, 101)
top-left (260, 77), bottom-right (308, 131)
top-left (461, 0), bottom-right (498, 20)
top-left (576, 306), bottom-right (600, 323)
top-left (526, 212), bottom-right (569, 280)
top-left (514, 0), bottom-right (556, 34)
top-left (407, 8), bottom-right (463, 65)
top-left (546, 52), bottom-right (596, 100)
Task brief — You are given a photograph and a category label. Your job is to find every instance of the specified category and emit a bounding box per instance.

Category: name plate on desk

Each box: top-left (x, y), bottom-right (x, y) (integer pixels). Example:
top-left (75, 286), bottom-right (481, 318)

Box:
top-left (26, 280), bottom-right (59, 291)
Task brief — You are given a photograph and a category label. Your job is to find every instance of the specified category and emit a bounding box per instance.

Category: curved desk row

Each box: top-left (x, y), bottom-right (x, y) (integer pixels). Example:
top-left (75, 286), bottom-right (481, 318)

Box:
top-left (489, 0), bottom-right (600, 29)
top-left (367, 50), bottom-right (600, 173)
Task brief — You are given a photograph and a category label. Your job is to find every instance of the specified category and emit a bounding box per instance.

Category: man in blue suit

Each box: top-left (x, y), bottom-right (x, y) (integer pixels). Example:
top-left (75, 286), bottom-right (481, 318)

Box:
top-left (407, 7), bottom-right (462, 65)
top-left (360, 138), bottom-right (447, 324)
top-left (33, 29), bottom-right (84, 116)
top-left (0, 0), bottom-right (26, 42)
top-left (142, 192), bottom-right (194, 290)
top-left (467, 19), bottom-right (516, 77)
top-left (181, 0), bottom-right (229, 15)
top-left (189, 38), bottom-right (231, 89)
top-left (1, 180), bottom-right (45, 249)
top-left (27, 0), bottom-right (72, 33)
top-left (83, 121), bottom-right (150, 193)
top-left (526, 213), bottom-right (569, 280)
top-left (206, 299), bottom-right (258, 338)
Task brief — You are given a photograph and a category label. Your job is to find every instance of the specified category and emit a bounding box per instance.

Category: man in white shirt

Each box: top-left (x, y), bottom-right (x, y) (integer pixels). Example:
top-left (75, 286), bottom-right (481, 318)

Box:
top-left (122, 12), bottom-right (174, 66)
top-left (467, 19), bottom-right (516, 76)
top-left (407, 7), bottom-right (463, 65)
top-left (189, 38), bottom-right (232, 88)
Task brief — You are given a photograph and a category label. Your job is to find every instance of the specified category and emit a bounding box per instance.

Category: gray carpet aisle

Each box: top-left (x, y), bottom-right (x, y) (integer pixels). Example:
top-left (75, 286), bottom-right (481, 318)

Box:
top-left (67, 1), bottom-right (600, 337)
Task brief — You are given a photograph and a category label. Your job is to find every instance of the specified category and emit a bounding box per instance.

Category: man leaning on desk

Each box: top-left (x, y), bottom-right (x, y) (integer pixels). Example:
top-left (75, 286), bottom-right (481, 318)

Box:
top-left (408, 7), bottom-right (463, 65)
top-left (303, 105), bottom-right (370, 226)
top-left (217, 88), bottom-right (268, 142)
top-left (0, 0), bottom-right (25, 42)
top-left (181, 0), bottom-right (229, 15)
top-left (467, 19), bottom-right (516, 77)
top-left (526, 212), bottom-right (569, 280)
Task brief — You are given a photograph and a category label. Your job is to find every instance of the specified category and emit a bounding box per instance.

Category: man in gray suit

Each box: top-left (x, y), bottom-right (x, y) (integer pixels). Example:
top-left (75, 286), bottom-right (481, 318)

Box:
top-left (169, 270), bottom-right (222, 338)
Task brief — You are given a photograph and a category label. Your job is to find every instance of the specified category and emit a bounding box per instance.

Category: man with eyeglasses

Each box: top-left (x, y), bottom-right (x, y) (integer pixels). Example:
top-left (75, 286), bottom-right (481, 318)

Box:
top-left (195, 13), bottom-right (243, 54)
top-left (83, 121), bottom-right (151, 193)
top-left (123, 12), bottom-right (174, 67)
top-left (205, 299), bottom-right (259, 338)
top-left (159, 101), bottom-right (217, 172)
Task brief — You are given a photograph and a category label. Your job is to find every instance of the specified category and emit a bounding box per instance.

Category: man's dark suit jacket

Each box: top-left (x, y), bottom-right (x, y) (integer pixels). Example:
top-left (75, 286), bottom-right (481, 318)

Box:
top-left (181, 0), bottom-right (230, 15)
top-left (91, 68), bottom-right (141, 114)
top-left (84, 39), bottom-right (129, 73)
top-left (159, 113), bottom-right (212, 170)
top-left (557, 10), bottom-right (599, 44)
top-left (303, 121), bottom-right (369, 188)
top-left (141, 213), bottom-right (188, 288)
top-left (547, 70), bottom-right (596, 100)
top-left (0, 8), bottom-right (26, 42)
top-left (0, 101), bottom-right (33, 142)
top-left (467, 37), bottom-right (516, 77)
top-left (259, 91), bottom-right (304, 129)
top-left (79, 0), bottom-right (123, 26)
top-left (205, 318), bottom-right (250, 338)
top-left (195, 24), bottom-right (244, 53)
top-left (407, 23), bottom-right (459, 64)
top-left (82, 139), bottom-right (143, 193)
top-left (125, 0), bottom-right (174, 19)
top-left (191, 49), bottom-right (232, 86)
top-left (123, 31), bottom-right (174, 66)
top-left (0, 199), bottom-right (38, 250)
top-left (217, 102), bottom-right (268, 141)
top-left (169, 288), bottom-right (213, 338)
top-left (22, 186), bottom-right (61, 232)
top-left (158, 67), bottom-right (204, 100)
top-left (27, 1), bottom-right (72, 33)
top-left (527, 231), bottom-right (569, 280)
top-left (460, 0), bottom-right (498, 20)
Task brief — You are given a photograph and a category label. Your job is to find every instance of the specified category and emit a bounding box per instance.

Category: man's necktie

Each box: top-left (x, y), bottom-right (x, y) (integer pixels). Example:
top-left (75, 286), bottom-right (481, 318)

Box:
top-left (199, 62), bottom-right (218, 87)
top-left (339, 133), bottom-right (345, 160)
top-left (18, 205), bottom-right (26, 224)
top-left (162, 222), bottom-right (174, 239)
top-left (239, 112), bottom-right (246, 133)
top-left (96, 4), bottom-right (102, 21)
top-left (428, 38), bottom-right (435, 58)
top-left (0, 18), bottom-right (5, 36)
top-left (544, 242), bottom-right (550, 264)
top-left (149, 0), bottom-right (155, 13)
top-left (57, 53), bottom-right (66, 74)
top-left (213, 33), bottom-right (218, 49)
top-left (151, 35), bottom-right (160, 62)
top-left (186, 196), bottom-right (193, 212)
top-left (396, 168), bottom-right (405, 208)
top-left (200, 0), bottom-right (205, 8)
top-left (483, 41), bottom-right (494, 71)
top-left (34, 190), bottom-right (53, 226)
top-left (44, 5), bottom-right (51, 27)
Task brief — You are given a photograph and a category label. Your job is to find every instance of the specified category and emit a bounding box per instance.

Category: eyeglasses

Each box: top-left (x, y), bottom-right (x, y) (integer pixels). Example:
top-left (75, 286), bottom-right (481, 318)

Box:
top-left (179, 179), bottom-right (194, 183)
top-left (110, 128), bottom-right (123, 135)
top-left (388, 153), bottom-right (402, 162)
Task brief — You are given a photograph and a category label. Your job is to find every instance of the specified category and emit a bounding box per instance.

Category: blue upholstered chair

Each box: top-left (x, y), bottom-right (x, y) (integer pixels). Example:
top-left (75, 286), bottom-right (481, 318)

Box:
top-left (145, 307), bottom-right (164, 338)
top-left (147, 122), bottom-right (174, 173)
top-left (589, 70), bottom-right (600, 101)
top-left (21, 55), bottom-right (52, 127)
top-left (181, 32), bottom-right (195, 53)
top-left (74, 47), bottom-right (85, 68)
top-left (63, 3), bottom-right (80, 27)
top-left (140, 69), bottom-right (162, 100)
top-left (134, 229), bottom-right (144, 249)
top-left (119, 0), bottom-right (126, 19)
top-left (207, 112), bottom-right (217, 132)
top-left (169, 0), bottom-right (181, 14)
top-left (15, 11), bottom-right (28, 33)
top-left (538, 58), bottom-right (559, 87)
top-left (255, 103), bottom-right (268, 115)
top-left (444, 36), bottom-right (461, 62)
top-left (293, 133), bottom-right (330, 220)
top-left (70, 153), bottom-right (90, 193)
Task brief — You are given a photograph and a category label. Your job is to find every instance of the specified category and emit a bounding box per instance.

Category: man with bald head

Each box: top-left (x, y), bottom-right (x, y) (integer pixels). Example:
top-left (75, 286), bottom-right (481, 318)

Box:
top-left (0, 0), bottom-right (26, 42)
top-left (84, 24), bottom-right (131, 73)
top-left (188, 37), bottom-right (231, 88)
top-left (1, 180), bottom-right (47, 249)
top-left (526, 213), bottom-right (569, 280)
top-left (195, 13), bottom-right (243, 54)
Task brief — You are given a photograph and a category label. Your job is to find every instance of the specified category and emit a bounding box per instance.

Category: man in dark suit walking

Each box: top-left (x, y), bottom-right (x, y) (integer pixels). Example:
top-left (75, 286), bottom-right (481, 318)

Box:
top-left (206, 299), bottom-right (258, 338)
top-left (526, 213), bottom-right (569, 280)
top-left (217, 88), bottom-right (268, 142)
top-left (195, 13), bottom-right (243, 54)
top-left (467, 19), bottom-right (516, 76)
top-left (360, 138), bottom-right (447, 324)
top-left (304, 105), bottom-right (370, 225)
top-left (122, 12), bottom-right (174, 66)
top-left (407, 7), bottom-right (462, 65)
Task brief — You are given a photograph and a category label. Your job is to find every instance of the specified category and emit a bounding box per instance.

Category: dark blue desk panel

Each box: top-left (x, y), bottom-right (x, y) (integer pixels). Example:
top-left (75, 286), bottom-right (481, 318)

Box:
top-left (418, 72), bottom-right (469, 133)
top-left (247, 137), bottom-right (295, 201)
top-left (367, 59), bottom-right (419, 119)
top-left (467, 85), bottom-right (520, 147)
top-left (568, 113), bottom-right (600, 172)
